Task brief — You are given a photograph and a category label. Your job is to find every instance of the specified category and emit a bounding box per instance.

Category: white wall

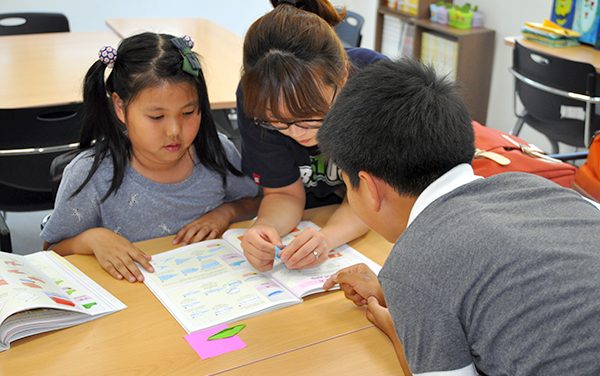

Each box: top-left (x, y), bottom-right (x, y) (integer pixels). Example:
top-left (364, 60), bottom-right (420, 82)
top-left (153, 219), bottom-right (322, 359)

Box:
top-left (0, 0), bottom-right (272, 37)
top-left (2, 0), bottom-right (559, 150)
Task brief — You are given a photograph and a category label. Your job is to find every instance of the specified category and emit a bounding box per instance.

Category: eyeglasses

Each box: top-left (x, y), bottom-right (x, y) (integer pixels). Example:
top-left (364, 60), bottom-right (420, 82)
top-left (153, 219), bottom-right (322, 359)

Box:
top-left (253, 86), bottom-right (338, 131)
top-left (253, 118), bottom-right (324, 131)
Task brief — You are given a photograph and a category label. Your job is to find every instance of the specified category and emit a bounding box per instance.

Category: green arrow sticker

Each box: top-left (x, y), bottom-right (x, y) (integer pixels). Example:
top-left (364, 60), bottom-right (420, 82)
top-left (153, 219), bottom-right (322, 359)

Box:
top-left (207, 324), bottom-right (246, 341)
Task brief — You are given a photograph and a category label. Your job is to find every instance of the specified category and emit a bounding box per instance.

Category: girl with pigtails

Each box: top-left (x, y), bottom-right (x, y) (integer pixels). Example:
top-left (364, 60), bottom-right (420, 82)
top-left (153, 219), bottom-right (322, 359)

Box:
top-left (238, 0), bottom-right (386, 271)
top-left (42, 32), bottom-right (260, 283)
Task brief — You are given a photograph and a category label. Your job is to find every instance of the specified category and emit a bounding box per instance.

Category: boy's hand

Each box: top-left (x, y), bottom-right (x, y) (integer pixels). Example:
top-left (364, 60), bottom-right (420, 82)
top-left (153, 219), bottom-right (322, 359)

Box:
top-left (323, 263), bottom-right (385, 306)
top-left (366, 296), bottom-right (397, 339)
top-left (84, 228), bottom-right (153, 282)
top-left (280, 227), bottom-right (329, 269)
top-left (173, 206), bottom-right (231, 245)
top-left (241, 224), bottom-right (282, 272)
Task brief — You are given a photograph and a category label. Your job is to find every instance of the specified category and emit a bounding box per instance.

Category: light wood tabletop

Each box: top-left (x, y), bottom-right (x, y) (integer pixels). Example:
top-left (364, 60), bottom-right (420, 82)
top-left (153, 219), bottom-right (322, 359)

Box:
top-left (222, 326), bottom-right (405, 375)
top-left (106, 18), bottom-right (244, 110)
top-left (0, 205), bottom-right (400, 376)
top-left (504, 36), bottom-right (600, 72)
top-left (0, 31), bottom-right (120, 109)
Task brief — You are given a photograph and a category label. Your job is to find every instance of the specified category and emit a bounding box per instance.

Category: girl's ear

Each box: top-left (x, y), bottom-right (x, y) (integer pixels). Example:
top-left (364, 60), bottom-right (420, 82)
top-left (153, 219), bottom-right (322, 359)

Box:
top-left (111, 92), bottom-right (126, 125)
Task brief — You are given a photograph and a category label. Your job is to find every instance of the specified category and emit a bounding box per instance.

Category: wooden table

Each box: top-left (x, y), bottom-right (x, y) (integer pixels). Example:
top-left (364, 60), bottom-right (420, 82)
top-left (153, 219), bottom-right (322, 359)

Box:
top-left (0, 206), bottom-right (405, 375)
top-left (505, 36), bottom-right (600, 72)
top-left (0, 31), bottom-right (120, 109)
top-left (106, 18), bottom-right (243, 110)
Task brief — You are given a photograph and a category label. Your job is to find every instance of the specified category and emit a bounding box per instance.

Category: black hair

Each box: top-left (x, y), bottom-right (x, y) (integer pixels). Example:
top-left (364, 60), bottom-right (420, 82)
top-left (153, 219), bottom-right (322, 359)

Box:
top-left (76, 32), bottom-right (241, 201)
top-left (318, 58), bottom-right (475, 196)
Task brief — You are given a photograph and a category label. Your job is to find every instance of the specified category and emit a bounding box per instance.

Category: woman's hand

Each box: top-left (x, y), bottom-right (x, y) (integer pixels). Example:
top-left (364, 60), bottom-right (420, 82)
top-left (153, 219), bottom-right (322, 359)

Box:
top-left (82, 228), bottom-right (154, 282)
top-left (279, 227), bottom-right (330, 269)
top-left (241, 224), bottom-right (282, 272)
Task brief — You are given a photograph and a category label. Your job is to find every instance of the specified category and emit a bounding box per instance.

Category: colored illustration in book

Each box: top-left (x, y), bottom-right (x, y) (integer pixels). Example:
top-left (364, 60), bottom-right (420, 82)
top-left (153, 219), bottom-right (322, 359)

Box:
top-left (7, 269), bottom-right (26, 275)
top-left (175, 257), bottom-right (193, 266)
top-left (0, 278), bottom-right (8, 286)
top-left (20, 279), bottom-right (44, 289)
top-left (27, 275), bottom-right (46, 284)
top-left (256, 282), bottom-right (289, 302)
top-left (45, 292), bottom-right (76, 307)
top-left (158, 273), bottom-right (178, 282)
top-left (220, 253), bottom-right (247, 269)
top-left (181, 267), bottom-right (200, 276)
top-left (242, 272), bottom-right (263, 282)
top-left (4, 260), bottom-right (22, 267)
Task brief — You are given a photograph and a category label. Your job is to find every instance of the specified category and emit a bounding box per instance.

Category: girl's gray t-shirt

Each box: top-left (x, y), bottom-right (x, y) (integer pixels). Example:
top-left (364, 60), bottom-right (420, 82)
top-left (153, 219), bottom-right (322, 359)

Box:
top-left (41, 135), bottom-right (259, 244)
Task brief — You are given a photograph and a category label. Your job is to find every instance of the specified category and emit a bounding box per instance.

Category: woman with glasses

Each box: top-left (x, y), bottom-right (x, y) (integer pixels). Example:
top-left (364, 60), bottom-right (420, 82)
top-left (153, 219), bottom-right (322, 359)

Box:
top-left (237, 0), bottom-right (386, 272)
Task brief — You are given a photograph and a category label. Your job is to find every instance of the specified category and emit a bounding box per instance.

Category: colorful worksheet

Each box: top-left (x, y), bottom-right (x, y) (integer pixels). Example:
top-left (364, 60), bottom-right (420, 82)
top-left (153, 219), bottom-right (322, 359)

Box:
top-left (141, 221), bottom-right (381, 333)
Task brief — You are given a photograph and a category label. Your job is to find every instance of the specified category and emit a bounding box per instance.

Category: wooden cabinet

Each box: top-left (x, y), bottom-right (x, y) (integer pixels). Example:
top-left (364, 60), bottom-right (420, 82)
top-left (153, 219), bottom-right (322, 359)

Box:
top-left (375, 1), bottom-right (495, 123)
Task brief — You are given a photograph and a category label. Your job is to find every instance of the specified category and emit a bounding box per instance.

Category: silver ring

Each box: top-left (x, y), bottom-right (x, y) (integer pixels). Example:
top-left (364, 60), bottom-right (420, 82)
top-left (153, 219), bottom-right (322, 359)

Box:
top-left (313, 250), bottom-right (319, 260)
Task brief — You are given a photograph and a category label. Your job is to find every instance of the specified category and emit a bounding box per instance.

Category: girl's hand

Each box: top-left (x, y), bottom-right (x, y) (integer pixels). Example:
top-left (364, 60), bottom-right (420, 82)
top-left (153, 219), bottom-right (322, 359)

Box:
top-left (279, 227), bottom-right (329, 269)
top-left (173, 207), bottom-right (231, 245)
top-left (83, 228), bottom-right (154, 282)
top-left (241, 224), bottom-right (282, 272)
top-left (366, 296), bottom-right (397, 339)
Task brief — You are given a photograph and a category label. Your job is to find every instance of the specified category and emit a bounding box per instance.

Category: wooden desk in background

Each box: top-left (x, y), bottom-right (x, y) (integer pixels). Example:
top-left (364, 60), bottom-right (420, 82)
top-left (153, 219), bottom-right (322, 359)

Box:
top-left (106, 18), bottom-right (243, 110)
top-left (505, 36), bottom-right (600, 72)
top-left (0, 205), bottom-right (405, 376)
top-left (0, 31), bottom-right (120, 109)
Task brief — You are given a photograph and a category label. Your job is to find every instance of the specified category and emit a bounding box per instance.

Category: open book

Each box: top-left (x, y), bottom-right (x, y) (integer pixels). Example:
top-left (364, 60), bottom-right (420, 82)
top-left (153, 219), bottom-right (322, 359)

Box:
top-left (141, 221), bottom-right (381, 333)
top-left (0, 251), bottom-right (126, 351)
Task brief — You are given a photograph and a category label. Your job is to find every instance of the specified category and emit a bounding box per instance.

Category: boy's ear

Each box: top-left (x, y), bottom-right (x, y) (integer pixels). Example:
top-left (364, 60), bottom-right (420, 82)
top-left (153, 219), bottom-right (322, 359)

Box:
top-left (111, 92), bottom-right (126, 124)
top-left (357, 171), bottom-right (382, 212)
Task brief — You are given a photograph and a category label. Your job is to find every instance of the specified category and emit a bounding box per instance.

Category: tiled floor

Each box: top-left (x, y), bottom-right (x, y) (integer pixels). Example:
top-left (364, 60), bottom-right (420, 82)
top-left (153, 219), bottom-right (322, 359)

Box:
top-left (2, 210), bottom-right (51, 255)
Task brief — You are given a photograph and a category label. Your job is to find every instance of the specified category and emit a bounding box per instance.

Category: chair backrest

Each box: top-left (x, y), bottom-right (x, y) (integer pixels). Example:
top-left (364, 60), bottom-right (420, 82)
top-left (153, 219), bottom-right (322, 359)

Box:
top-left (512, 41), bottom-right (600, 147)
top-left (0, 12), bottom-right (69, 36)
top-left (334, 10), bottom-right (364, 48)
top-left (0, 103), bottom-right (82, 212)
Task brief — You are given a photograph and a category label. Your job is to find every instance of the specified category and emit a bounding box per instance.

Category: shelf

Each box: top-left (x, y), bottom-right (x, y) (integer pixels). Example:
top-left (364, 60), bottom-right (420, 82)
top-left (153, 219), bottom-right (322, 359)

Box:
top-left (415, 19), bottom-right (494, 38)
top-left (377, 5), bottom-right (416, 23)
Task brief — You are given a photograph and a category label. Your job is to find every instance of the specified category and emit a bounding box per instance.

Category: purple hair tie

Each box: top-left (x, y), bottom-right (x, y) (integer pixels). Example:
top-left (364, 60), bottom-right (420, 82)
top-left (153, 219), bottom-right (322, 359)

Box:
top-left (98, 46), bottom-right (117, 68)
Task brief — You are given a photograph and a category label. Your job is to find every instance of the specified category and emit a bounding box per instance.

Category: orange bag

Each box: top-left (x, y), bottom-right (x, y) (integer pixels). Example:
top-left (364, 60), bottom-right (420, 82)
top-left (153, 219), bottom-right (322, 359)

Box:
top-left (574, 132), bottom-right (600, 201)
top-left (472, 121), bottom-right (577, 188)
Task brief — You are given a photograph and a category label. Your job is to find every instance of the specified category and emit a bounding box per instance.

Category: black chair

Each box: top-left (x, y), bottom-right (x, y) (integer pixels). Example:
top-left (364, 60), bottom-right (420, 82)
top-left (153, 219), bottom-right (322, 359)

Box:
top-left (0, 12), bottom-right (69, 36)
top-left (334, 10), bottom-right (364, 48)
top-left (0, 103), bottom-right (82, 252)
top-left (212, 109), bottom-right (241, 152)
top-left (510, 41), bottom-right (600, 153)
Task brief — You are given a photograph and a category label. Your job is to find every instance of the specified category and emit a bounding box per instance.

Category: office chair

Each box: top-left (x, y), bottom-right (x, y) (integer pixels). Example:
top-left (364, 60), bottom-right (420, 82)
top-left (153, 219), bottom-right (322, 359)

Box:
top-left (510, 41), bottom-right (600, 154)
top-left (0, 12), bottom-right (69, 36)
top-left (334, 10), bottom-right (364, 48)
top-left (0, 103), bottom-right (82, 252)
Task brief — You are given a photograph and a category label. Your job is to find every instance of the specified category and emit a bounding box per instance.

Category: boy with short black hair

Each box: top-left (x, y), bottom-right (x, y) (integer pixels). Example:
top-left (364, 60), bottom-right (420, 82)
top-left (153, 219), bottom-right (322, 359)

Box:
top-left (320, 59), bottom-right (600, 376)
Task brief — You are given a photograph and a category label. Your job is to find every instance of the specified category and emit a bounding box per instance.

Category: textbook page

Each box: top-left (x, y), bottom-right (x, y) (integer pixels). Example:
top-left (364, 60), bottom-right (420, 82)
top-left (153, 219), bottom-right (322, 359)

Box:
top-left (222, 221), bottom-right (382, 298)
top-left (141, 239), bottom-right (301, 333)
top-left (0, 251), bottom-right (126, 351)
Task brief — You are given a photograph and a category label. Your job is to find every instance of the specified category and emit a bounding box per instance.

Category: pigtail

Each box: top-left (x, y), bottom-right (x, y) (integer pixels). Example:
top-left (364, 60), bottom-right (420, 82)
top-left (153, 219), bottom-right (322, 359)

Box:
top-left (72, 59), bottom-right (131, 201)
top-left (193, 69), bottom-right (243, 185)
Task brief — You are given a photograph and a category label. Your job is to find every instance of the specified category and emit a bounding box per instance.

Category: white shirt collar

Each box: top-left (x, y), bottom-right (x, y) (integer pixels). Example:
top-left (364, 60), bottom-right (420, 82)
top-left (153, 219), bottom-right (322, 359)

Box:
top-left (407, 164), bottom-right (482, 227)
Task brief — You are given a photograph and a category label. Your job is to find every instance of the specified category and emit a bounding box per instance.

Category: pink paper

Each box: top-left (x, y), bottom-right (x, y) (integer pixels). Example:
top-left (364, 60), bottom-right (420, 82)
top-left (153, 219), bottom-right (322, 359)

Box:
top-left (185, 324), bottom-right (246, 359)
